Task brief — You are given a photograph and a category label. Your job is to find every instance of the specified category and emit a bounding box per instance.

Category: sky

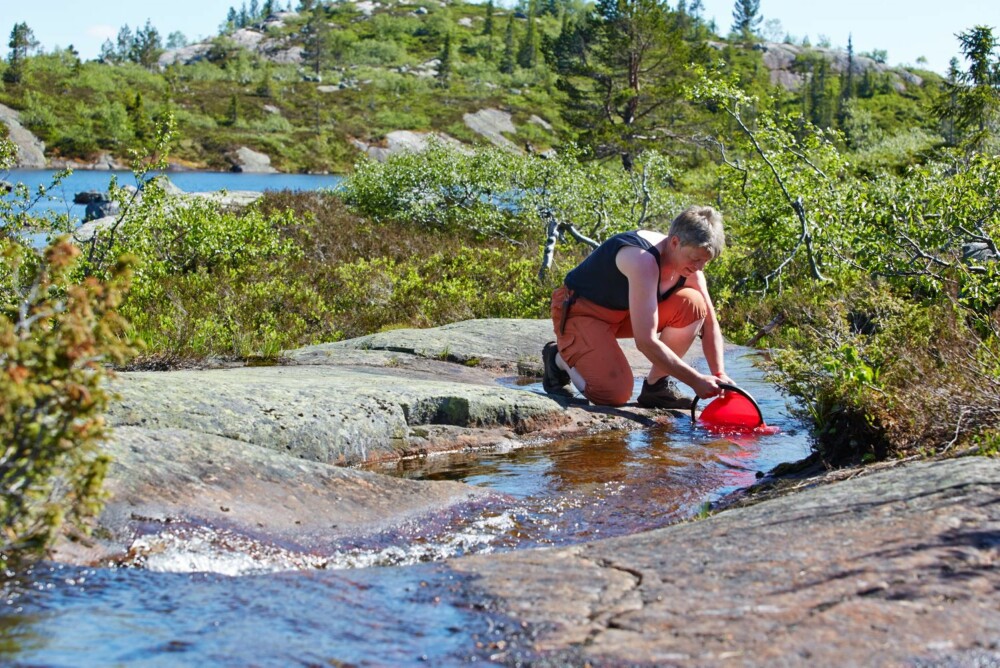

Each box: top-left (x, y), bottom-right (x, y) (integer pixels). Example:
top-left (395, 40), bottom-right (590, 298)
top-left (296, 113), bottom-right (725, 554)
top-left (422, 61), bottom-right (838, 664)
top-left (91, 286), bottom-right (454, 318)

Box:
top-left (0, 0), bottom-right (998, 75)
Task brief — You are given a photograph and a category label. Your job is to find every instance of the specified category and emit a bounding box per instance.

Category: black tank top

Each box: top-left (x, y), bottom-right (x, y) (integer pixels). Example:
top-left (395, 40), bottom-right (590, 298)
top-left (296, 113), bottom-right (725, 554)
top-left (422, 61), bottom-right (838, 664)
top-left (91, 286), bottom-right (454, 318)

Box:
top-left (564, 231), bottom-right (685, 311)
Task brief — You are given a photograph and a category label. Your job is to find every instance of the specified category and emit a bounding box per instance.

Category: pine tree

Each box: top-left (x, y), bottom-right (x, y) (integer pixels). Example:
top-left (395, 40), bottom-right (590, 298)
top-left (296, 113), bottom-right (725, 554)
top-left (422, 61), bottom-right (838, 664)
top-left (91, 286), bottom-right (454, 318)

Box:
top-left (116, 25), bottom-right (135, 63)
top-left (133, 20), bottom-right (163, 69)
top-left (937, 25), bottom-right (1000, 146)
top-left (226, 94), bottom-right (240, 126)
top-left (517, 1), bottom-right (538, 69)
top-left (302, 4), bottom-right (331, 77)
top-left (437, 32), bottom-right (453, 87)
top-left (4, 23), bottom-right (38, 84)
top-left (731, 0), bottom-right (762, 40)
top-left (126, 92), bottom-right (151, 142)
top-left (836, 34), bottom-right (856, 126)
top-left (555, 0), bottom-right (704, 168)
top-left (501, 15), bottom-right (516, 74)
top-left (483, 0), bottom-right (494, 36)
top-left (98, 39), bottom-right (117, 64)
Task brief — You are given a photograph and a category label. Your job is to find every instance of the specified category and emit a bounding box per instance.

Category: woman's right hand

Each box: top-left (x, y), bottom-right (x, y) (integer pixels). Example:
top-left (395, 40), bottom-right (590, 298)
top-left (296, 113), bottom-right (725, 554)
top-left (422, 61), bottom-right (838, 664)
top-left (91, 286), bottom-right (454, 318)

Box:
top-left (691, 374), bottom-right (722, 400)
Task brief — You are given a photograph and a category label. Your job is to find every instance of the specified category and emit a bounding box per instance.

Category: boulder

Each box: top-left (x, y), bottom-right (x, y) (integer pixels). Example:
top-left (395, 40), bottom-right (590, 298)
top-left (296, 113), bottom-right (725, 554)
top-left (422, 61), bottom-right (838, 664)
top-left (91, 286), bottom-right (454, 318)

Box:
top-left (72, 215), bottom-right (118, 243)
top-left (963, 241), bottom-right (998, 263)
top-left (73, 190), bottom-right (109, 204)
top-left (228, 145), bottom-right (279, 173)
top-left (84, 199), bottom-right (120, 221)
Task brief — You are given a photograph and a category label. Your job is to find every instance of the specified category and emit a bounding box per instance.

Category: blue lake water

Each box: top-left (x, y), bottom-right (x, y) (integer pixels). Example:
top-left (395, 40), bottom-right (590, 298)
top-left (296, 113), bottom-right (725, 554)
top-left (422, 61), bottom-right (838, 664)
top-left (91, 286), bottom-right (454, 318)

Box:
top-left (2, 169), bottom-right (343, 224)
top-left (0, 348), bottom-right (813, 666)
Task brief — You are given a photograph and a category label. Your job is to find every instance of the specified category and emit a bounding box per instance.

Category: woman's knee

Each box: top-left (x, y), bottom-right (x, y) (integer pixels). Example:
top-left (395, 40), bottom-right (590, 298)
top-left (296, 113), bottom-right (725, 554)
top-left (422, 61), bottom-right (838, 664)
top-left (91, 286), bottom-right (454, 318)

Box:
top-left (583, 375), bottom-right (634, 407)
top-left (659, 287), bottom-right (707, 329)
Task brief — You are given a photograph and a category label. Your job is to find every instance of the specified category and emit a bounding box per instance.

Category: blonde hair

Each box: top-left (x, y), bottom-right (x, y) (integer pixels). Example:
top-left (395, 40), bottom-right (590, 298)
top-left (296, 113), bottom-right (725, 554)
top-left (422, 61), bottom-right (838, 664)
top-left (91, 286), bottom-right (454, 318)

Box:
top-left (668, 205), bottom-right (725, 259)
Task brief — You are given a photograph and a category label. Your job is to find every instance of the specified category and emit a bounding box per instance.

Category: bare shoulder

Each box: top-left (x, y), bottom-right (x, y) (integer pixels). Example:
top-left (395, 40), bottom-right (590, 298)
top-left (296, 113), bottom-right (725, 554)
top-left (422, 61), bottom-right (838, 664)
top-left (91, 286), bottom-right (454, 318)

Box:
top-left (615, 245), bottom-right (658, 279)
top-left (636, 229), bottom-right (667, 245)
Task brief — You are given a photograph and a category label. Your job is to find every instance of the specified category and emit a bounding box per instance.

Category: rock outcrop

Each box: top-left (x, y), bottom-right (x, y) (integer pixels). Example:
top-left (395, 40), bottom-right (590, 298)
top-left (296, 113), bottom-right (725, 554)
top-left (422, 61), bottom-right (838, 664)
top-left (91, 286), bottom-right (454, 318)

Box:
top-left (59, 319), bottom-right (647, 564)
top-left (0, 102), bottom-right (46, 168)
top-left (726, 41), bottom-right (926, 93)
top-left (45, 316), bottom-right (997, 664)
top-left (350, 130), bottom-right (469, 161)
top-left (462, 108), bottom-right (520, 152)
top-left (453, 456), bottom-right (1000, 665)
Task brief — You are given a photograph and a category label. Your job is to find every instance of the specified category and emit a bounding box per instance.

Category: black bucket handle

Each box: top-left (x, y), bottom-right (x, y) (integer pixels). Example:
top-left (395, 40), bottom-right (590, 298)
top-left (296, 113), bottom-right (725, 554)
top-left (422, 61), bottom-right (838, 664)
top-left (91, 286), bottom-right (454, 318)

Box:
top-left (690, 382), bottom-right (764, 425)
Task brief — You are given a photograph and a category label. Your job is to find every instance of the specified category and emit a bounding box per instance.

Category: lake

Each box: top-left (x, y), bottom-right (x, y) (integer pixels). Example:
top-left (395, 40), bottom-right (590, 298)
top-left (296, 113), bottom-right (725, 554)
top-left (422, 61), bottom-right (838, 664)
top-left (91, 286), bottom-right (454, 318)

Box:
top-left (2, 169), bottom-right (344, 224)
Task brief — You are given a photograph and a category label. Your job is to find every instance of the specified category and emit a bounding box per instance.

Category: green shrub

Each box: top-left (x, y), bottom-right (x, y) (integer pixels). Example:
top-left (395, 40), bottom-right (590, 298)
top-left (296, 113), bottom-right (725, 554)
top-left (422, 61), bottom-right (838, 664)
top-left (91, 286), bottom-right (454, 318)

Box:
top-left (339, 141), bottom-right (682, 251)
top-left (257, 190), bottom-right (556, 339)
top-left (0, 239), bottom-right (134, 570)
top-left (84, 190), bottom-right (332, 360)
top-left (765, 282), bottom-right (999, 463)
top-left (330, 247), bottom-right (549, 337)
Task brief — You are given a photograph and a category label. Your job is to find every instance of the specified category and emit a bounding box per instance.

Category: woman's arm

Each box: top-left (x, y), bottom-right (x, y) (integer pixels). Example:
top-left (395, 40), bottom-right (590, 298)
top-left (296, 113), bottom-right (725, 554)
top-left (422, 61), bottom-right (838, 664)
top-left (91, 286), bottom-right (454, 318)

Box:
top-left (689, 270), bottom-right (734, 385)
top-left (617, 247), bottom-right (721, 398)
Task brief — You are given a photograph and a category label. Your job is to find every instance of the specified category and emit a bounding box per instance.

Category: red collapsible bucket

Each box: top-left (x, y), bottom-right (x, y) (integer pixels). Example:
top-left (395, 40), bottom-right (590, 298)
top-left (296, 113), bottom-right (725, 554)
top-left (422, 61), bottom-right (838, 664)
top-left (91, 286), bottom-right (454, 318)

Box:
top-left (691, 383), bottom-right (774, 433)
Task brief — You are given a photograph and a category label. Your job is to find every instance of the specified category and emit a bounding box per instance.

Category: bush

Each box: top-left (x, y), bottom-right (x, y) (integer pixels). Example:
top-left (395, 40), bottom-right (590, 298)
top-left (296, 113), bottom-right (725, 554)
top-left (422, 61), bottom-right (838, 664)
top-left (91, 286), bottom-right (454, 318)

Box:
top-left (763, 281), bottom-right (999, 464)
top-left (330, 248), bottom-right (549, 337)
top-left (339, 141), bottom-right (682, 250)
top-left (0, 239), bottom-right (134, 570)
top-left (258, 190), bottom-right (555, 339)
top-left (84, 186), bottom-right (332, 360)
top-left (695, 73), bottom-right (1000, 464)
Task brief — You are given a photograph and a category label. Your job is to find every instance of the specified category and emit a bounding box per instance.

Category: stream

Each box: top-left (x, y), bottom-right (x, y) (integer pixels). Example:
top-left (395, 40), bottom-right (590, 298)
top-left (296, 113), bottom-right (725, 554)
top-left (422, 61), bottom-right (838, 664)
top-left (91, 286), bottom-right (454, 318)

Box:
top-left (0, 349), bottom-right (812, 666)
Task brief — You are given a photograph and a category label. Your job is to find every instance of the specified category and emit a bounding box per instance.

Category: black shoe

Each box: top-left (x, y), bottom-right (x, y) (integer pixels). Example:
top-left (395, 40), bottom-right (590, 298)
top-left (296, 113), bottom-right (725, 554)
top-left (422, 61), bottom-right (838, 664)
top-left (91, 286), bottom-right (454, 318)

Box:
top-left (542, 341), bottom-right (572, 395)
top-left (637, 377), bottom-right (693, 409)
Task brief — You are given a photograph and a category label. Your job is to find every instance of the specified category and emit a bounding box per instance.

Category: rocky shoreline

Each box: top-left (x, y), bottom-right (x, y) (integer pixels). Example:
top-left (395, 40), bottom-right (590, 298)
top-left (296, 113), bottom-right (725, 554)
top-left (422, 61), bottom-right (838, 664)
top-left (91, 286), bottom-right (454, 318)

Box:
top-left (50, 317), bottom-right (999, 664)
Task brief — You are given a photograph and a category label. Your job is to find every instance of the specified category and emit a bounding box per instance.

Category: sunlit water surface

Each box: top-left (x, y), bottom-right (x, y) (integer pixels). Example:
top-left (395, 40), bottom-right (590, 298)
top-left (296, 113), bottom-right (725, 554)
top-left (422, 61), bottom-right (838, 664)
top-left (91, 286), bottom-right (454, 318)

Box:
top-left (1, 349), bottom-right (812, 666)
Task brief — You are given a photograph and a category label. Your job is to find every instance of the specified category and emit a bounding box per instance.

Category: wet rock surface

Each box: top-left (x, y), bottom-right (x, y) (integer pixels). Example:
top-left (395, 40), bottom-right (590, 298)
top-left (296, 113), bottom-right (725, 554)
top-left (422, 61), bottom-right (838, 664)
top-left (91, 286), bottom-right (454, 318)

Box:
top-left (66, 319), bottom-right (651, 564)
top-left (53, 426), bottom-right (491, 564)
top-left (452, 456), bottom-right (1000, 665)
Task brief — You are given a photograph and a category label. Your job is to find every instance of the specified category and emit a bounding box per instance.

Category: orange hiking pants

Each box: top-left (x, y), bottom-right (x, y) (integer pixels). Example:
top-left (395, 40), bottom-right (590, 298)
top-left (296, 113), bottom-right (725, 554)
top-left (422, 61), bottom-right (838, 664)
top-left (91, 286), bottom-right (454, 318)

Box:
top-left (550, 285), bottom-right (707, 406)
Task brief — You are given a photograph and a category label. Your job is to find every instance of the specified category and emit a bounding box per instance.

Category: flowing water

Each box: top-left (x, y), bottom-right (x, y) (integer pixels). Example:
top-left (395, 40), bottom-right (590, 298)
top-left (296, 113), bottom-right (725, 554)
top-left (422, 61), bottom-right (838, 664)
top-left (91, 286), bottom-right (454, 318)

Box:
top-left (0, 349), bottom-right (812, 666)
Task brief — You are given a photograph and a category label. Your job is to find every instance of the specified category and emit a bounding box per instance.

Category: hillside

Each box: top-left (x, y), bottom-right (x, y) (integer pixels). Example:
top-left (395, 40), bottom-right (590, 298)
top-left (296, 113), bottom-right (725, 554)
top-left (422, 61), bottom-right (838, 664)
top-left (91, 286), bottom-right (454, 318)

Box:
top-left (0, 1), bottom-right (945, 174)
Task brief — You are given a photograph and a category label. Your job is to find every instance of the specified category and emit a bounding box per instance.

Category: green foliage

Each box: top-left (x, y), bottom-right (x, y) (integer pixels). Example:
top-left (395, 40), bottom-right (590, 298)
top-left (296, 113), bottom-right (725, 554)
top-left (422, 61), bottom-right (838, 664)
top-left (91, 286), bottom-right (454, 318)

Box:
top-left (690, 71), bottom-right (847, 292)
top-left (329, 248), bottom-right (548, 337)
top-left (764, 282), bottom-right (999, 463)
top-left (697, 70), bottom-right (1000, 464)
top-left (937, 26), bottom-right (1000, 149)
top-left (87, 190), bottom-right (329, 359)
top-left (553, 0), bottom-right (708, 167)
top-left (0, 1), bottom-right (953, 176)
top-left (340, 140), bottom-right (683, 249)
